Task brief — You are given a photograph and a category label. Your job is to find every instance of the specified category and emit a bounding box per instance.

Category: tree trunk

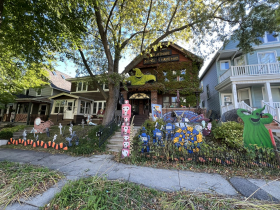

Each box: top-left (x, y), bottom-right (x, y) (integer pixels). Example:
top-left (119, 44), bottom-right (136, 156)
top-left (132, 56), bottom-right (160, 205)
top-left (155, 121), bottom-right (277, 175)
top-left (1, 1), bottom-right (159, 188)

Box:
top-left (0, 0), bottom-right (4, 30)
top-left (102, 83), bottom-right (119, 125)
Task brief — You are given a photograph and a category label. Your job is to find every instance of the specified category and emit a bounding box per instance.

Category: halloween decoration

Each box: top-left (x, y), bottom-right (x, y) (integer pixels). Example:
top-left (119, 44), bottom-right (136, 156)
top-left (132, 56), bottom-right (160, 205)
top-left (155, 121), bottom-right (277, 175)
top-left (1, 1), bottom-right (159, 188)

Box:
top-left (126, 68), bottom-right (156, 85)
top-left (237, 106), bottom-right (273, 148)
top-left (34, 117), bottom-right (54, 133)
top-left (58, 123), bottom-right (63, 135)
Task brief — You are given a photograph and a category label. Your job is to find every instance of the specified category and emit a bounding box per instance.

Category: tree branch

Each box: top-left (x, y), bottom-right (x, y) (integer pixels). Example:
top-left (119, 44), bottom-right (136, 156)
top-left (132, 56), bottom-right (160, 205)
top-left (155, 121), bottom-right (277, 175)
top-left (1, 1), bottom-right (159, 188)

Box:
top-left (166, 0), bottom-right (180, 32)
top-left (141, 0), bottom-right (153, 52)
top-left (93, 0), bottom-right (114, 71)
top-left (105, 0), bottom-right (118, 35)
top-left (121, 31), bottom-right (146, 49)
top-left (78, 48), bottom-right (108, 100)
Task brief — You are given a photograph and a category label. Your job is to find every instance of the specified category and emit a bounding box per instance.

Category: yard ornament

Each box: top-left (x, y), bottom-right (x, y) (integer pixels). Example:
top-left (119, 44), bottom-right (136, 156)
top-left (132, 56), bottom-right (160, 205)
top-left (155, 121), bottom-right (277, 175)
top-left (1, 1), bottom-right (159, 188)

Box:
top-left (237, 106), bottom-right (273, 148)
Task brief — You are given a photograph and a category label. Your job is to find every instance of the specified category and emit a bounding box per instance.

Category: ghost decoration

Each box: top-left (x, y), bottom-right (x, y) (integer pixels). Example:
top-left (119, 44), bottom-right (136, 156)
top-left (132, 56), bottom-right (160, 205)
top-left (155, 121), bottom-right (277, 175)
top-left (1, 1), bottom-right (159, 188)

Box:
top-left (121, 148), bottom-right (130, 158)
top-left (123, 141), bottom-right (130, 149)
top-left (122, 100), bottom-right (131, 118)
top-left (121, 124), bottom-right (131, 136)
top-left (123, 135), bottom-right (130, 142)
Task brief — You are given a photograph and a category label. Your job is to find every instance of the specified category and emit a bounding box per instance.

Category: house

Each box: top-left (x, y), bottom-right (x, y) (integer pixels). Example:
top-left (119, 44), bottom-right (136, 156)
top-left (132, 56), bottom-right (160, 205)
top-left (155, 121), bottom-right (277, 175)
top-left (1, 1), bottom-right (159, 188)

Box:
top-left (121, 42), bottom-right (204, 125)
top-left (200, 32), bottom-right (280, 122)
top-left (48, 77), bottom-right (109, 125)
top-left (0, 70), bottom-right (72, 124)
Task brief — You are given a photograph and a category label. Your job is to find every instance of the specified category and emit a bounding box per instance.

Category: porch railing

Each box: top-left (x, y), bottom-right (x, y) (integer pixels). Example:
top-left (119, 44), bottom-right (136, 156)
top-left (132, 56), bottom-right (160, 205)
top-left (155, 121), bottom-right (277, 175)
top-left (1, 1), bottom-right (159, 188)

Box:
top-left (219, 62), bottom-right (280, 83)
top-left (261, 100), bottom-right (280, 123)
top-left (98, 117), bottom-right (119, 147)
top-left (238, 101), bottom-right (255, 113)
top-left (221, 104), bottom-right (234, 115)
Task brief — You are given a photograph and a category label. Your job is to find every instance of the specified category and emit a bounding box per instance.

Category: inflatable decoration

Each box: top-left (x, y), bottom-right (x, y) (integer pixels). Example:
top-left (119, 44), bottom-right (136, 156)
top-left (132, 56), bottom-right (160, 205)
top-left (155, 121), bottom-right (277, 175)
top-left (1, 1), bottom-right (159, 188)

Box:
top-left (237, 106), bottom-right (273, 148)
top-left (173, 126), bottom-right (203, 153)
top-left (126, 68), bottom-right (156, 86)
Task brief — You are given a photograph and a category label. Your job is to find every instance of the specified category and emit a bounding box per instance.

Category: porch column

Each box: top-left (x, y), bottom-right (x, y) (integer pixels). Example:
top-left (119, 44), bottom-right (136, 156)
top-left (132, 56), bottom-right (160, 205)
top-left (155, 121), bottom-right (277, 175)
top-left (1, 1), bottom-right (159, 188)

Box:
top-left (232, 83), bottom-right (238, 108)
top-left (265, 82), bottom-right (273, 107)
top-left (13, 103), bottom-right (19, 122)
top-left (26, 102), bottom-right (32, 125)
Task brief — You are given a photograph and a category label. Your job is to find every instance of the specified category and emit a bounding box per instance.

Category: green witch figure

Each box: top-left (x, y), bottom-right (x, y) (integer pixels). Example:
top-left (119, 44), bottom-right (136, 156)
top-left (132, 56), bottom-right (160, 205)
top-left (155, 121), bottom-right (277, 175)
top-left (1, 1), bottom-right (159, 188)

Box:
top-left (237, 106), bottom-right (273, 148)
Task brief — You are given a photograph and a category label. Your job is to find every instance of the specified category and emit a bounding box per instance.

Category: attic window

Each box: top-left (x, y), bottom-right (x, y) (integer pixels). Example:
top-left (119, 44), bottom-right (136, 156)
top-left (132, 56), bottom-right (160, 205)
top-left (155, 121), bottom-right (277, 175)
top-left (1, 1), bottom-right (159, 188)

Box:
top-left (61, 75), bottom-right (65, 79)
top-left (52, 71), bottom-right (57, 76)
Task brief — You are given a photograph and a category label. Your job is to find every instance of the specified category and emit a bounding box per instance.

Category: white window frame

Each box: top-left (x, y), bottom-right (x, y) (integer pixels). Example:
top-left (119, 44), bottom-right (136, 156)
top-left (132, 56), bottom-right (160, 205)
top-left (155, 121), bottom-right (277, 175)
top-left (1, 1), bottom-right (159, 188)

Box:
top-left (92, 101), bottom-right (106, 115)
top-left (262, 32), bottom-right (279, 43)
top-left (261, 86), bottom-right (280, 102)
top-left (103, 84), bottom-right (109, 91)
top-left (220, 60), bottom-right (231, 71)
top-left (234, 55), bottom-right (247, 66)
top-left (79, 100), bottom-right (91, 115)
top-left (76, 81), bottom-right (88, 92)
top-left (237, 88), bottom-right (252, 106)
top-left (52, 100), bottom-right (66, 114)
top-left (257, 51), bottom-right (277, 64)
top-left (39, 104), bottom-right (48, 115)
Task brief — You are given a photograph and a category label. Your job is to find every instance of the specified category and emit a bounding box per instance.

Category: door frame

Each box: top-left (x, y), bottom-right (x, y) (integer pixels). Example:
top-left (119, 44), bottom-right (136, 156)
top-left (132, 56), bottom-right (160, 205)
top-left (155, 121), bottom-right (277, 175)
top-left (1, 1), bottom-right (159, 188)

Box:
top-left (221, 93), bottom-right (233, 106)
top-left (38, 104), bottom-right (48, 116)
top-left (64, 99), bottom-right (74, 119)
top-left (237, 88), bottom-right (252, 106)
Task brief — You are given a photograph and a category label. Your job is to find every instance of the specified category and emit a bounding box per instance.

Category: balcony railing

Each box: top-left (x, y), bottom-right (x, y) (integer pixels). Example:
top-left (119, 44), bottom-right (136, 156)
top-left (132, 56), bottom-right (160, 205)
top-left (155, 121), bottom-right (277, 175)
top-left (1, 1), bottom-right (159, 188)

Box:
top-left (219, 62), bottom-right (280, 83)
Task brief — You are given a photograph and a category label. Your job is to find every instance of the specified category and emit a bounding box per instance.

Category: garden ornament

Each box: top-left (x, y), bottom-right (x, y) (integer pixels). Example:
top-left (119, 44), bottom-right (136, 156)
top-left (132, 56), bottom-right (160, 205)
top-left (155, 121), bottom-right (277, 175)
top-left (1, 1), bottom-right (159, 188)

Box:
top-left (237, 106), bottom-right (273, 148)
top-left (195, 125), bottom-right (203, 132)
top-left (139, 132), bottom-right (150, 153)
top-left (35, 134), bottom-right (39, 142)
top-left (69, 126), bottom-right (73, 135)
top-left (81, 119), bottom-right (85, 128)
top-left (30, 128), bottom-right (37, 138)
top-left (46, 128), bottom-right (50, 137)
top-left (121, 148), bottom-right (130, 158)
top-left (165, 123), bottom-right (175, 141)
top-left (65, 131), bottom-right (77, 147)
top-left (53, 134), bottom-right (57, 142)
top-left (58, 123), bottom-right (63, 135)
top-left (153, 127), bottom-right (164, 146)
top-left (201, 120), bottom-right (206, 128)
top-left (207, 123), bottom-right (212, 131)
top-left (174, 111), bottom-right (185, 123)
top-left (22, 130), bottom-right (27, 141)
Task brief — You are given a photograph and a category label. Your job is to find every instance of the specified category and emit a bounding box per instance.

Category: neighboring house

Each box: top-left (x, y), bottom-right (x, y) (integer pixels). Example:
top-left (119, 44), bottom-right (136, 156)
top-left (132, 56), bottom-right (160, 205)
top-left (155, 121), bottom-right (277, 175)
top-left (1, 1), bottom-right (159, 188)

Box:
top-left (200, 32), bottom-right (280, 121)
top-left (48, 77), bottom-right (109, 125)
top-left (0, 70), bottom-right (72, 124)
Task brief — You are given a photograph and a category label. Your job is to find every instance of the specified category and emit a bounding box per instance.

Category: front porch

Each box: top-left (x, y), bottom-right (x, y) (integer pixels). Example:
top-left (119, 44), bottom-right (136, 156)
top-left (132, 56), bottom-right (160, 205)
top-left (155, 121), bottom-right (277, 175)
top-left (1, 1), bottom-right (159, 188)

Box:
top-left (216, 80), bottom-right (280, 123)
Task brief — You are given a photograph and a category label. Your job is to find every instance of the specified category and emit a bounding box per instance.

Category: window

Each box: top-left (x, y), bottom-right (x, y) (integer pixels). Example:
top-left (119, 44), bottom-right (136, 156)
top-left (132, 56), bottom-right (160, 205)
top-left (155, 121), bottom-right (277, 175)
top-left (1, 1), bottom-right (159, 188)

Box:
top-left (222, 94), bottom-right (232, 106)
top-left (234, 56), bottom-right (246, 66)
top-left (80, 101), bottom-right (91, 114)
top-left (220, 60), bottom-right (230, 71)
top-left (258, 51), bottom-right (277, 64)
top-left (206, 85), bottom-right (210, 99)
top-left (258, 32), bottom-right (279, 43)
top-left (163, 96), bottom-right (178, 108)
top-left (54, 100), bottom-right (66, 113)
top-left (201, 100), bottom-right (205, 108)
top-left (52, 71), bottom-right (57, 76)
top-left (179, 69), bottom-right (186, 81)
top-left (103, 84), bottom-right (109, 90)
top-left (21, 104), bottom-right (29, 114)
top-left (163, 72), bottom-right (169, 82)
top-left (24, 89), bottom-right (29, 96)
top-left (61, 75), bottom-right (65, 79)
top-left (36, 89), bottom-right (41, 96)
top-left (77, 81), bottom-right (88, 92)
top-left (93, 101), bottom-right (106, 114)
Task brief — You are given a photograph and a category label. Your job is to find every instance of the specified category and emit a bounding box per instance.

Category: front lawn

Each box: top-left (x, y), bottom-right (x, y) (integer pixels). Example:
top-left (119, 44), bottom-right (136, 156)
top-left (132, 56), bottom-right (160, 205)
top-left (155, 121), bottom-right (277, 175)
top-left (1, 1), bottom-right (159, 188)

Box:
top-left (1, 125), bottom-right (110, 156)
top-left (44, 176), bottom-right (280, 210)
top-left (0, 161), bottom-right (63, 209)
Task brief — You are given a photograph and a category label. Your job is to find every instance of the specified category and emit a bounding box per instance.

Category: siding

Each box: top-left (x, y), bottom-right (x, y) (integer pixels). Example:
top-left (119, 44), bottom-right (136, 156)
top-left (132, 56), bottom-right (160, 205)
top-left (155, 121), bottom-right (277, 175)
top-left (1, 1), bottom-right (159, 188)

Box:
top-left (29, 85), bottom-right (52, 97)
top-left (247, 47), bottom-right (280, 65)
top-left (251, 85), bottom-right (263, 108)
top-left (200, 63), bottom-right (220, 118)
top-left (52, 89), bottom-right (63, 96)
top-left (223, 40), bottom-right (239, 50)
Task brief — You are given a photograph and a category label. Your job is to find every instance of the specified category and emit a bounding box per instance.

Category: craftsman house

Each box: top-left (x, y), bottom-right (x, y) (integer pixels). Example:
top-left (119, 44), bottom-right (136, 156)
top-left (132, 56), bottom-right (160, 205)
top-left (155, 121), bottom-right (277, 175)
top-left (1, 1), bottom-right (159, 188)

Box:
top-left (0, 70), bottom-right (72, 124)
top-left (48, 77), bottom-right (108, 125)
top-left (121, 42), bottom-right (204, 125)
top-left (200, 32), bottom-right (280, 121)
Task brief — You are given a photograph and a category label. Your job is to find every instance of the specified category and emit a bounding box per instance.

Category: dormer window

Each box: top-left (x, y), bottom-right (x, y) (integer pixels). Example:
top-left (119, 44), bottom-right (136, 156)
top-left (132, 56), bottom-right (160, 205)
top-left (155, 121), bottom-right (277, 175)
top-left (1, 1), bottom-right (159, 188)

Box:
top-left (77, 81), bottom-right (87, 91)
top-left (220, 60), bottom-right (231, 71)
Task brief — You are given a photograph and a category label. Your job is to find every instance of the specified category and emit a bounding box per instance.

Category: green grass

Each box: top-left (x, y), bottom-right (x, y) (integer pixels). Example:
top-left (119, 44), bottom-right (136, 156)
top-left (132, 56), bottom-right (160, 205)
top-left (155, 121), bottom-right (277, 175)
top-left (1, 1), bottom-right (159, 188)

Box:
top-left (0, 161), bottom-right (63, 209)
top-left (44, 176), bottom-right (280, 210)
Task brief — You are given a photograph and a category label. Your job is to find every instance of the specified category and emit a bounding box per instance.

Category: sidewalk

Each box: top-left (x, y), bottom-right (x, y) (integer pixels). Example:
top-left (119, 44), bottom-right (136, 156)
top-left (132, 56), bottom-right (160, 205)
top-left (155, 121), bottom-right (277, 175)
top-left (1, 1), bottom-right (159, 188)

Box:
top-left (0, 148), bottom-right (279, 209)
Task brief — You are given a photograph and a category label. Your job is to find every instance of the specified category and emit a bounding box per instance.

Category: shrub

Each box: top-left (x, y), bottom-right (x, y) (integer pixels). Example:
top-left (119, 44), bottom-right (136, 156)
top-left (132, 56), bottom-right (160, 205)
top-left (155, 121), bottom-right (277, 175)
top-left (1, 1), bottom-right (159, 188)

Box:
top-left (212, 121), bottom-right (244, 150)
top-left (1, 125), bottom-right (26, 133)
top-left (0, 131), bottom-right (13, 139)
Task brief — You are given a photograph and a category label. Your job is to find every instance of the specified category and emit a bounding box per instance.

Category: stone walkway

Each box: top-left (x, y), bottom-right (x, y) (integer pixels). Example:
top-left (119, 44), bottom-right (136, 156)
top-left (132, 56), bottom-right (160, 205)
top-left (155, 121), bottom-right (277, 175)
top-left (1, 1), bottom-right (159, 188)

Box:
top-left (0, 148), bottom-right (279, 209)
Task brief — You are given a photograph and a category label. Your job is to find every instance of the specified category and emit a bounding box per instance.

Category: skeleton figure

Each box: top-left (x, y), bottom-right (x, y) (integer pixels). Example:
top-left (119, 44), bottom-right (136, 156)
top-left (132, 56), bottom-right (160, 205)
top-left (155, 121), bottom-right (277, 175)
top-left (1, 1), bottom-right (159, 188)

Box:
top-left (174, 111), bottom-right (185, 123)
top-left (22, 130), bottom-right (27, 141)
top-left (53, 134), bottom-right (57, 142)
top-left (30, 128), bottom-right (37, 138)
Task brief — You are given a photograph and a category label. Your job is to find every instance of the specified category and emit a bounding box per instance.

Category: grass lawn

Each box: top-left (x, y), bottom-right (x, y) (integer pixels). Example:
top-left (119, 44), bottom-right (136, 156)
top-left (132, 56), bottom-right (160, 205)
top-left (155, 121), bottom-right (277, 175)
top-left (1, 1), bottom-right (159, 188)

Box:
top-left (0, 161), bottom-right (63, 209)
top-left (1, 125), bottom-right (110, 156)
top-left (44, 176), bottom-right (280, 210)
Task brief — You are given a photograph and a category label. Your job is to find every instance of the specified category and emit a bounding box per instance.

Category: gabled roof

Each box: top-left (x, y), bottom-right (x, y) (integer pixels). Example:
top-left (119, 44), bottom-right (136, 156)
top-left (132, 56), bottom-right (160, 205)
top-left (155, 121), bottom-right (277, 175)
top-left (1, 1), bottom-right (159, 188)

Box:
top-left (122, 41), bottom-right (203, 74)
top-left (49, 92), bottom-right (94, 102)
top-left (47, 70), bottom-right (72, 92)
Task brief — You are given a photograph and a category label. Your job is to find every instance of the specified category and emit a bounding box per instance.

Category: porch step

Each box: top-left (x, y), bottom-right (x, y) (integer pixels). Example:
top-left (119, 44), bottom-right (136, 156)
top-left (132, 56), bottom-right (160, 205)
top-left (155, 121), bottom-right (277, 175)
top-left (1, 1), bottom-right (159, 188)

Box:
top-left (133, 115), bottom-right (149, 126)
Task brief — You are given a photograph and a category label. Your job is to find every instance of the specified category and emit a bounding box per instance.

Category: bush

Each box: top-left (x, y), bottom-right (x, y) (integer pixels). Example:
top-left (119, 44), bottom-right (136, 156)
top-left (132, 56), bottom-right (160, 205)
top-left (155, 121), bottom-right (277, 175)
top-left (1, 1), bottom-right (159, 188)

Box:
top-left (212, 121), bottom-right (244, 150)
top-left (0, 131), bottom-right (13, 139)
top-left (1, 125), bottom-right (26, 133)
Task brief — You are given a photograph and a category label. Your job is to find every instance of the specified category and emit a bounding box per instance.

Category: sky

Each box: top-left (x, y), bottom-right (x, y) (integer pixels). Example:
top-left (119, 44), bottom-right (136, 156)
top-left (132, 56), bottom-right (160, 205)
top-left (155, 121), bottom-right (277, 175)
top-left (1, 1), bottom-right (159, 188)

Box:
top-left (55, 42), bottom-right (222, 78)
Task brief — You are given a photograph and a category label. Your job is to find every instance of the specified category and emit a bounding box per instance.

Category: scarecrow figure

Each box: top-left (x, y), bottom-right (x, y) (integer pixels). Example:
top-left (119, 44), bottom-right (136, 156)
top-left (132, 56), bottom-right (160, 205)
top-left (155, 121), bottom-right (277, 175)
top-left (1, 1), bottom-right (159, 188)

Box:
top-left (237, 106), bottom-right (273, 148)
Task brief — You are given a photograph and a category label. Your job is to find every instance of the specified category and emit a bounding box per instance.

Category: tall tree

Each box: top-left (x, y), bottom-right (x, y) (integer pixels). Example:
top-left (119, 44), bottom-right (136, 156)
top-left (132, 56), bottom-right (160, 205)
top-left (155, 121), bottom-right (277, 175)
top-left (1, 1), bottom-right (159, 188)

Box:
top-left (0, 0), bottom-right (89, 104)
top-left (69, 0), bottom-right (279, 124)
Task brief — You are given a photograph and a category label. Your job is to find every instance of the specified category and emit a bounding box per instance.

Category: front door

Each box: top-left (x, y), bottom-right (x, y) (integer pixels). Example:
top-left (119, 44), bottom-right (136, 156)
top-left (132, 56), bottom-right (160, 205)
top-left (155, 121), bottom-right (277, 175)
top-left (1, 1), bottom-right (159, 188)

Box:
top-left (64, 100), bottom-right (74, 119)
top-left (238, 88), bottom-right (251, 106)
top-left (39, 104), bottom-right (47, 115)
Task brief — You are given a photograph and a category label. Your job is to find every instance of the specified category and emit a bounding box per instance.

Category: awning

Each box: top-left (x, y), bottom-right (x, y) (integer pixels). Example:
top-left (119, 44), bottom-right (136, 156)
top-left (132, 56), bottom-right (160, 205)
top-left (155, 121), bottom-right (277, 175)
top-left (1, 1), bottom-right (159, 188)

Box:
top-left (129, 93), bottom-right (150, 99)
